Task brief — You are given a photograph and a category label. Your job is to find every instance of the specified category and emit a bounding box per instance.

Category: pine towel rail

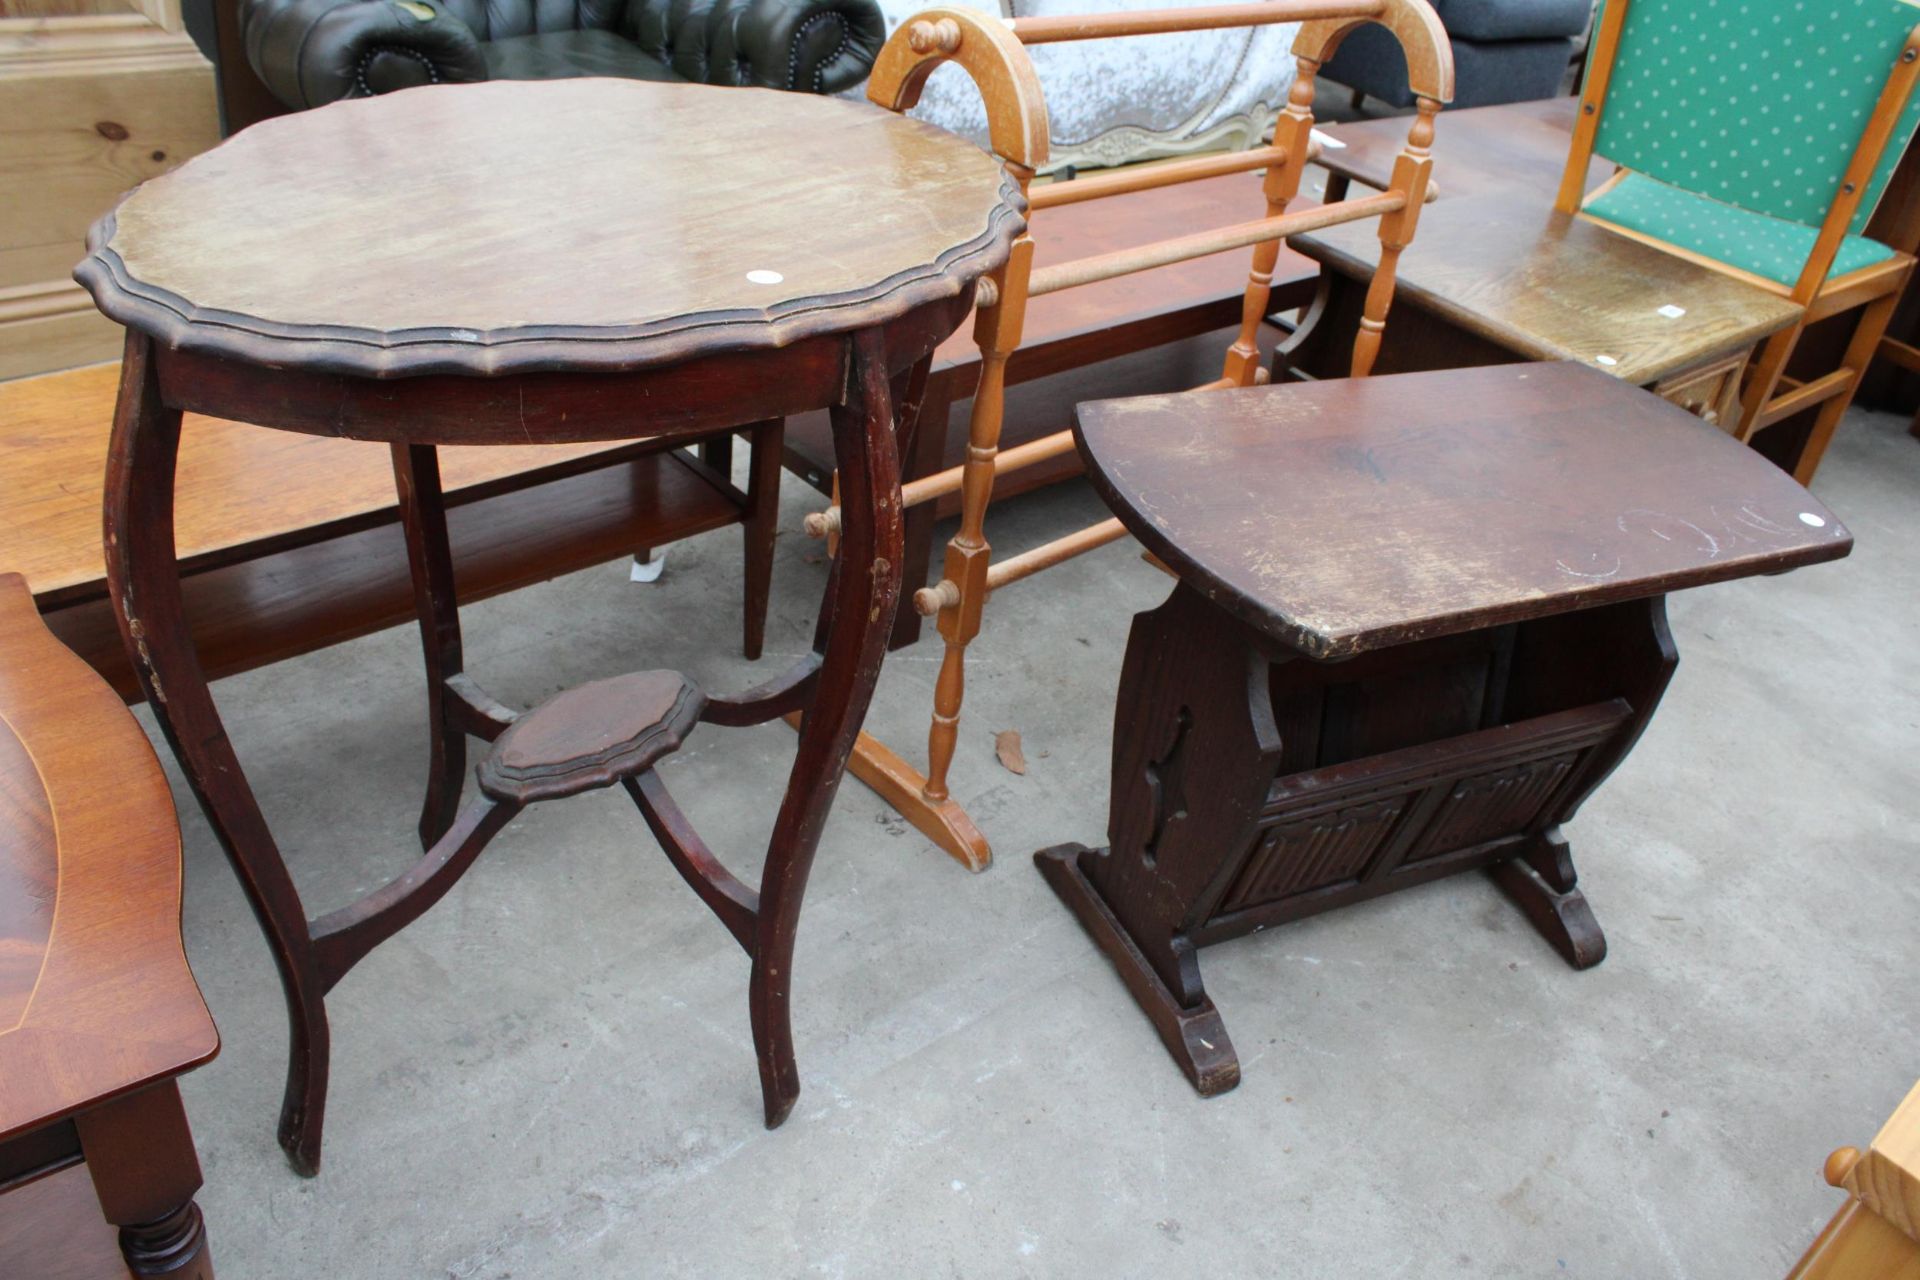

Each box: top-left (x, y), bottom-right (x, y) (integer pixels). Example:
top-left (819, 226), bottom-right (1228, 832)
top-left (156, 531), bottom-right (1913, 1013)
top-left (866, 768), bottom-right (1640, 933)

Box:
top-left (801, 0), bottom-right (1453, 871)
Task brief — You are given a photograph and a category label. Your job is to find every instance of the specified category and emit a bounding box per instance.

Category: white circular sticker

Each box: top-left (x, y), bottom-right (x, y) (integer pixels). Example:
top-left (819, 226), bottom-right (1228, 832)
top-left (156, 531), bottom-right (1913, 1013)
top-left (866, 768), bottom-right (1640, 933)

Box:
top-left (746, 269), bottom-right (785, 285)
top-left (1594, 354), bottom-right (1619, 367)
top-left (1798, 512), bottom-right (1826, 528)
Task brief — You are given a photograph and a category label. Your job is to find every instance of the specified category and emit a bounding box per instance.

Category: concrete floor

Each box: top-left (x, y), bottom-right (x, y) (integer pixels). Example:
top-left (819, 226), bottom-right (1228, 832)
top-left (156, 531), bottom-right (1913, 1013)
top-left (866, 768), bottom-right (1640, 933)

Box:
top-left (155, 402), bottom-right (1918, 1278)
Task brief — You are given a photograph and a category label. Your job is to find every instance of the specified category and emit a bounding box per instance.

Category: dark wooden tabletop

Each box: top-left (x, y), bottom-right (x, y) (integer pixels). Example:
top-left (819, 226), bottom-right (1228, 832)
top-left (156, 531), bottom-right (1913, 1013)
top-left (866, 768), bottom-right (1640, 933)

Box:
top-left (0, 573), bottom-right (216, 1140)
top-left (1075, 363), bottom-right (1852, 659)
top-left (75, 80), bottom-right (1025, 378)
top-left (1295, 101), bottom-right (1803, 385)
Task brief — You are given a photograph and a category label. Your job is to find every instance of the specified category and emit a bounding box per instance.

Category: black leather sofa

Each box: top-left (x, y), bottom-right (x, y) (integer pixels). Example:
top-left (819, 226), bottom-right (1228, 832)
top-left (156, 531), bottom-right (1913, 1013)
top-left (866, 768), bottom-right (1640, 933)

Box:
top-left (242, 0), bottom-right (886, 110)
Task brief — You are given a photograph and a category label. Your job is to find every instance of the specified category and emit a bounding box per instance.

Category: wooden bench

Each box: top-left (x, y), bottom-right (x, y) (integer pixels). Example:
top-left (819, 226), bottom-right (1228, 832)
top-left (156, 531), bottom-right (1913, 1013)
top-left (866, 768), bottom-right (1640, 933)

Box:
top-left (2, 363), bottom-right (776, 700)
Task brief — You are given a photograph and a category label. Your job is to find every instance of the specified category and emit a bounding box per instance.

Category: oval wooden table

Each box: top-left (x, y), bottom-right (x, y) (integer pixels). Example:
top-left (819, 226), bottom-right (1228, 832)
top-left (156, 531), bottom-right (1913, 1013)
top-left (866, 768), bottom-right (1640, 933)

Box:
top-left (0, 573), bottom-right (219, 1277)
top-left (74, 78), bottom-right (1023, 1176)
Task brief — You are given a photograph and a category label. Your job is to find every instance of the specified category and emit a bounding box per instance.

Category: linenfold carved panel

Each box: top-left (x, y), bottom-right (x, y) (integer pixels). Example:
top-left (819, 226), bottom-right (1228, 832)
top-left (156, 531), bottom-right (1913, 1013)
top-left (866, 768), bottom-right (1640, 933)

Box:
top-left (1209, 702), bottom-right (1631, 918)
top-left (1219, 796), bottom-right (1407, 913)
top-left (1401, 755), bottom-right (1580, 864)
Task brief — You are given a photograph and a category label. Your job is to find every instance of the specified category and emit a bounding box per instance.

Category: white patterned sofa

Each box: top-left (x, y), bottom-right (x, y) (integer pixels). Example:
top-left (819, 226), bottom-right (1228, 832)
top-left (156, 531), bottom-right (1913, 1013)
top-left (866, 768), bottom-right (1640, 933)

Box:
top-left (865, 0), bottom-right (1302, 173)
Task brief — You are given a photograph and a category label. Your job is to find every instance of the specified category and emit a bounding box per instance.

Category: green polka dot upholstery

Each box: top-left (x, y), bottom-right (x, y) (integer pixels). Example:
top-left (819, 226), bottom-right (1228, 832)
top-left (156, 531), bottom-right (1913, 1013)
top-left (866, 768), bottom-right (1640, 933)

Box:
top-left (1585, 170), bottom-right (1897, 285)
top-left (1587, 0), bottom-right (1920, 250)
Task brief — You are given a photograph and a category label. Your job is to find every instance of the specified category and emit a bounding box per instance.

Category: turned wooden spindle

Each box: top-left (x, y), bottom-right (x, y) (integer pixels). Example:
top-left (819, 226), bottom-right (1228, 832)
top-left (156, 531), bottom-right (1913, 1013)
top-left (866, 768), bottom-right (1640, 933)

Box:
top-left (908, 16), bottom-right (962, 54)
top-left (804, 422), bottom-right (1082, 540)
top-left (923, 205), bottom-right (1035, 805)
top-left (1221, 57), bottom-right (1320, 387)
top-left (1826, 1146), bottom-right (1863, 1188)
top-left (1349, 95), bottom-right (1439, 378)
top-left (914, 579), bottom-right (961, 614)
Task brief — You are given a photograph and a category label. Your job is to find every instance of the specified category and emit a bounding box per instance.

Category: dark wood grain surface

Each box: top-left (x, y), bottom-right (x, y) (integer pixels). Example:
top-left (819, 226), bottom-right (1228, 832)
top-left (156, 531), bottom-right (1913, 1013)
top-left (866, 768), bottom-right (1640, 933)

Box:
top-left (75, 80), bottom-right (1025, 377)
top-left (0, 574), bottom-right (217, 1140)
top-left (1075, 362), bottom-right (1852, 659)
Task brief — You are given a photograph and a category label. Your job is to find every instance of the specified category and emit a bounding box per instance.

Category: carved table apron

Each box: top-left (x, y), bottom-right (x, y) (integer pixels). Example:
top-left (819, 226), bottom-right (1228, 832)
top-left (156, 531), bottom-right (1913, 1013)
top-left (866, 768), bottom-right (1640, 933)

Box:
top-left (74, 78), bottom-right (1024, 1175)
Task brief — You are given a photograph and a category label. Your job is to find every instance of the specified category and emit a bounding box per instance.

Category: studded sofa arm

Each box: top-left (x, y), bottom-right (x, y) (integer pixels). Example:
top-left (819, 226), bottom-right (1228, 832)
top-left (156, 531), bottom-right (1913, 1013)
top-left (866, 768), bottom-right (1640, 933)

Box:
top-left (242, 0), bottom-right (882, 111)
top-left (244, 0), bottom-right (488, 110)
top-left (625, 0), bottom-right (884, 93)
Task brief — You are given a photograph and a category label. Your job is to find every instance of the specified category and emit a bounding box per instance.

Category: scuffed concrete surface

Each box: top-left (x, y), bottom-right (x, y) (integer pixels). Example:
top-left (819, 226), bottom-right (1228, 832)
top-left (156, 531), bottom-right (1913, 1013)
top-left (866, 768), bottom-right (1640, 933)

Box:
top-left (151, 405), bottom-right (1917, 1278)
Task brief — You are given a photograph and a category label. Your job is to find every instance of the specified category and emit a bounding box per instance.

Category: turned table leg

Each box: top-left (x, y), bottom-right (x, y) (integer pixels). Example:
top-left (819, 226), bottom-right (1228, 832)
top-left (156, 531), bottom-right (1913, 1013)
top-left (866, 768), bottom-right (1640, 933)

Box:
top-left (750, 327), bottom-right (904, 1127)
top-left (104, 333), bottom-right (333, 1176)
top-left (74, 1083), bottom-right (213, 1279)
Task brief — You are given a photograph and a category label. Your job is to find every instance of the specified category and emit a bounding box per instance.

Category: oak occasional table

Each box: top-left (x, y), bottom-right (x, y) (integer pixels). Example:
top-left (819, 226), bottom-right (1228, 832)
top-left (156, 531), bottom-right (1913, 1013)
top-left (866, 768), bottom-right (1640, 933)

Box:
top-left (1289, 99), bottom-right (1804, 432)
top-left (1037, 363), bottom-right (1851, 1096)
top-left (0, 574), bottom-right (219, 1277)
top-left (74, 78), bottom-right (1022, 1175)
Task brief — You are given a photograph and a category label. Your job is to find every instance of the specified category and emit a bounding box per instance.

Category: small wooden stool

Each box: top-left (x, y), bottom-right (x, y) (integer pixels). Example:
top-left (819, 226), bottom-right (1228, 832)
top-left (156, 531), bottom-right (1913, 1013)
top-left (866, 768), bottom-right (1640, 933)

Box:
top-left (1037, 363), bottom-right (1852, 1095)
top-left (0, 574), bottom-right (219, 1277)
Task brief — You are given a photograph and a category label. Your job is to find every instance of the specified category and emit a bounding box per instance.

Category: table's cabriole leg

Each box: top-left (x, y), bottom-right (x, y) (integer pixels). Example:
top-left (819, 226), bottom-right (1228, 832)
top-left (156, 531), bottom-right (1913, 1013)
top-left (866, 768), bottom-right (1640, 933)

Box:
top-left (892, 364), bottom-right (951, 650)
top-left (391, 443), bottom-right (468, 850)
top-left (104, 332), bottom-right (332, 1176)
top-left (751, 328), bottom-right (904, 1128)
top-left (742, 419), bottom-right (786, 661)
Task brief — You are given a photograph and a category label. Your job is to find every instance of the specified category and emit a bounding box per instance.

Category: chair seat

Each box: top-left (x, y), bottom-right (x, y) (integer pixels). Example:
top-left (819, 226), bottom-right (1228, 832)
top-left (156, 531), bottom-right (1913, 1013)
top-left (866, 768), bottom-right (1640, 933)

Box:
top-left (482, 30), bottom-right (686, 83)
top-left (1583, 171), bottom-right (1896, 289)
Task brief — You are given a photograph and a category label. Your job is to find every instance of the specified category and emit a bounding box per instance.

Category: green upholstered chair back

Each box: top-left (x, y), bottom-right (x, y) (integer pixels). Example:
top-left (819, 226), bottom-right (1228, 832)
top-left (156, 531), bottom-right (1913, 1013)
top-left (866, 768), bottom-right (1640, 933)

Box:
top-left (1591, 0), bottom-right (1920, 234)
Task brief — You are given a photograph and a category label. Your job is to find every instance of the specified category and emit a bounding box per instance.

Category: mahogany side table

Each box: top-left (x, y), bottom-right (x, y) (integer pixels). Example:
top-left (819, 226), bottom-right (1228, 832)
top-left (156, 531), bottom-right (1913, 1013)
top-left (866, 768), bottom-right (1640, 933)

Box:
top-left (0, 574), bottom-right (219, 1277)
top-left (74, 78), bottom-right (1022, 1175)
top-left (1037, 363), bottom-right (1852, 1096)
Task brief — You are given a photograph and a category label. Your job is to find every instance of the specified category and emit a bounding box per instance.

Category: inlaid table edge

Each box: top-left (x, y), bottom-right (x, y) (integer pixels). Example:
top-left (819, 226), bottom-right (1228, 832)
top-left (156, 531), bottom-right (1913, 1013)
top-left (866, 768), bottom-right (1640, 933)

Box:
top-left (0, 573), bottom-right (217, 1140)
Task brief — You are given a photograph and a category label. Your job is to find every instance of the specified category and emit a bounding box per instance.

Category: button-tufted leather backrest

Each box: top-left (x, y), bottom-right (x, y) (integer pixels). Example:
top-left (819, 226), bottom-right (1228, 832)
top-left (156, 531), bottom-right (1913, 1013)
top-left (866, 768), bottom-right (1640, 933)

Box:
top-left (625, 0), bottom-right (716, 78)
top-left (438, 0), bottom-right (626, 39)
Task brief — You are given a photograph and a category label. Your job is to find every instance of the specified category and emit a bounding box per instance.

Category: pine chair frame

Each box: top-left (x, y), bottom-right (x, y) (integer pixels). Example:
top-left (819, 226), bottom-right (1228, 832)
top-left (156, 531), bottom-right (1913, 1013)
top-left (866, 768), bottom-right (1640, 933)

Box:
top-left (802, 0), bottom-right (1453, 870)
top-left (1555, 0), bottom-right (1920, 480)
